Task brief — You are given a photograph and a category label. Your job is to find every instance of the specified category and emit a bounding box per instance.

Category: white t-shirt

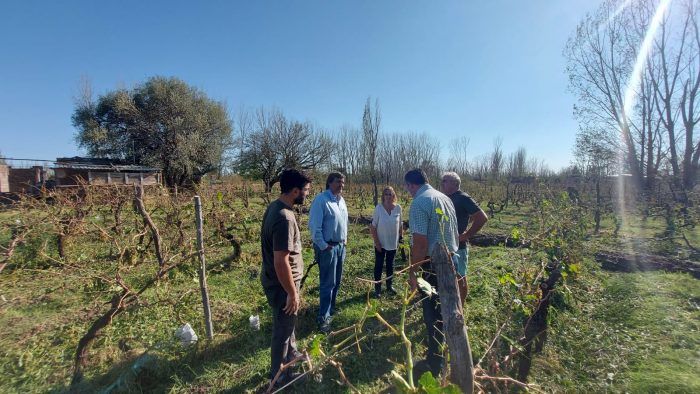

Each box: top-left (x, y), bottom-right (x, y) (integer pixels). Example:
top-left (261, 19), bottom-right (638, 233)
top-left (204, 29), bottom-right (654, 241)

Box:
top-left (371, 204), bottom-right (402, 251)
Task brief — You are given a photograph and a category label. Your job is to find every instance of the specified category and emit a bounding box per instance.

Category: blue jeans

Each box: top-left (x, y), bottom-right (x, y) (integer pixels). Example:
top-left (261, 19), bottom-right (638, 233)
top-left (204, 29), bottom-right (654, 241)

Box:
top-left (315, 243), bottom-right (345, 324)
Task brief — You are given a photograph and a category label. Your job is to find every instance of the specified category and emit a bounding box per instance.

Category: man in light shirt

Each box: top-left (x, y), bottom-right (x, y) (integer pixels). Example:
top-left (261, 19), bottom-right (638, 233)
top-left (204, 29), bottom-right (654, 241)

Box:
top-left (308, 172), bottom-right (348, 334)
top-left (404, 168), bottom-right (460, 378)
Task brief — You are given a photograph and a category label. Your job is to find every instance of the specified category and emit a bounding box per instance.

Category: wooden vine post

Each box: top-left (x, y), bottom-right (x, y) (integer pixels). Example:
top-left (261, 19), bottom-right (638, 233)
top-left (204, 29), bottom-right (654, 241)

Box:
top-left (194, 195), bottom-right (214, 340)
top-left (433, 245), bottom-right (474, 393)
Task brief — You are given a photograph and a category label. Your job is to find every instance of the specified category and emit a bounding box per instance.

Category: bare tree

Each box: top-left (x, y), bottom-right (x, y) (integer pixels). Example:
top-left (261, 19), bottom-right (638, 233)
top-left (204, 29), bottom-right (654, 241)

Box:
top-left (448, 136), bottom-right (471, 176)
top-left (575, 127), bottom-right (618, 232)
top-left (566, 0), bottom-right (640, 181)
top-left (470, 154), bottom-right (490, 181)
top-left (490, 137), bottom-right (504, 180)
top-left (334, 124), bottom-right (364, 177)
top-left (506, 147), bottom-right (528, 179)
top-left (363, 97), bottom-right (381, 205)
top-left (237, 107), bottom-right (333, 192)
top-left (566, 0), bottom-right (700, 194)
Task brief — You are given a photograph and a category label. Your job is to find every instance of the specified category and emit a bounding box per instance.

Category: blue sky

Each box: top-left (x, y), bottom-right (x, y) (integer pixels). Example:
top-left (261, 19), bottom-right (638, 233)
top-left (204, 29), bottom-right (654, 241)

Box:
top-left (0, 0), bottom-right (599, 169)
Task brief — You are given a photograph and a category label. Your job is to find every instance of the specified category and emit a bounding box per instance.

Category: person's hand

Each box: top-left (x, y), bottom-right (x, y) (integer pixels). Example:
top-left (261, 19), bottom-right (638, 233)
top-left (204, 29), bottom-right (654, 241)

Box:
top-left (284, 291), bottom-right (300, 315)
top-left (374, 243), bottom-right (382, 252)
top-left (324, 245), bottom-right (333, 251)
top-left (409, 273), bottom-right (418, 293)
top-left (458, 232), bottom-right (469, 243)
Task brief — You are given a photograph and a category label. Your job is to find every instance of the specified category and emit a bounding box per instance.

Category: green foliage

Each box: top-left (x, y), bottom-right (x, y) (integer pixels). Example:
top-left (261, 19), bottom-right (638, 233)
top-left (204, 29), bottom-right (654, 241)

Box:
top-left (0, 183), bottom-right (697, 393)
top-left (73, 76), bottom-right (233, 186)
top-left (532, 192), bottom-right (590, 275)
top-left (418, 371), bottom-right (461, 393)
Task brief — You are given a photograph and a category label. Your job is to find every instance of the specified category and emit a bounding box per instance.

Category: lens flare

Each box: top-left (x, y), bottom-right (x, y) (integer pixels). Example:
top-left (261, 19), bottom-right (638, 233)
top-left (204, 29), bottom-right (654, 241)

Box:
top-left (617, 0), bottom-right (672, 253)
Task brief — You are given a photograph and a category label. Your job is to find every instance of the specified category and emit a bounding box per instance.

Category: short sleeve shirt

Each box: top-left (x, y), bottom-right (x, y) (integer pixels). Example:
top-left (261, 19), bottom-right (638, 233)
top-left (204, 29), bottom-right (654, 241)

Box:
top-left (260, 199), bottom-right (304, 291)
top-left (448, 190), bottom-right (482, 249)
top-left (408, 184), bottom-right (459, 256)
top-left (371, 204), bottom-right (402, 251)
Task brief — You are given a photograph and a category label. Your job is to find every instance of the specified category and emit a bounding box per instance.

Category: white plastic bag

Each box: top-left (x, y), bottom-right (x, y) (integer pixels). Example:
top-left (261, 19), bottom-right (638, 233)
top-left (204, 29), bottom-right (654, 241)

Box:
top-left (249, 315), bottom-right (260, 331)
top-left (175, 323), bottom-right (198, 346)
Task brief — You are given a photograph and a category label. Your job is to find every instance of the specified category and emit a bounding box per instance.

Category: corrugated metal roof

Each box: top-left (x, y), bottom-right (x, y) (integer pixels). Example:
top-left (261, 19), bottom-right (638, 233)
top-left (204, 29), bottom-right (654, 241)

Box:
top-left (1, 157), bottom-right (161, 172)
top-left (54, 163), bottom-right (161, 172)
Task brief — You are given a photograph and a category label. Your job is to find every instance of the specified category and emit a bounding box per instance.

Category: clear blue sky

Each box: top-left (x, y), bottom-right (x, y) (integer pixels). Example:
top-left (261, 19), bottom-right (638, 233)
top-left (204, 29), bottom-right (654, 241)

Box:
top-left (0, 0), bottom-right (599, 170)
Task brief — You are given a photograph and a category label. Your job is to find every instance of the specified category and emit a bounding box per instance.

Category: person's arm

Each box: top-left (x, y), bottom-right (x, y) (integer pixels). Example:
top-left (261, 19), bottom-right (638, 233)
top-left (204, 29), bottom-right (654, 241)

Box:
top-left (459, 209), bottom-right (488, 243)
top-left (273, 250), bottom-right (299, 315)
top-left (409, 233), bottom-right (428, 292)
top-left (371, 206), bottom-right (382, 251)
top-left (408, 204), bottom-right (429, 292)
top-left (370, 225), bottom-right (382, 251)
top-left (341, 197), bottom-right (349, 244)
top-left (308, 196), bottom-right (329, 250)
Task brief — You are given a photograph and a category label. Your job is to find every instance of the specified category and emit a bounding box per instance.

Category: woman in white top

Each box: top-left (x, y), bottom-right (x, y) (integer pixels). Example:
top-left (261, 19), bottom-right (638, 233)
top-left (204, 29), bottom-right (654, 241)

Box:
top-left (370, 186), bottom-right (402, 297)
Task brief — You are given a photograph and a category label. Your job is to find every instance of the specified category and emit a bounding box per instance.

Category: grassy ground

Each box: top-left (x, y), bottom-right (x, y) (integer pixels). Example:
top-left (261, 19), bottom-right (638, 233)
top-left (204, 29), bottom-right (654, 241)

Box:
top-left (0, 194), bottom-right (698, 393)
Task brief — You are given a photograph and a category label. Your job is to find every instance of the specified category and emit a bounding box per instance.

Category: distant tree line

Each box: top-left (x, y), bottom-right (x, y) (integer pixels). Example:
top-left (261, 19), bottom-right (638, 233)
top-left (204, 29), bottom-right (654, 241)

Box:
top-left (231, 99), bottom-right (555, 195)
top-left (73, 76), bottom-right (555, 190)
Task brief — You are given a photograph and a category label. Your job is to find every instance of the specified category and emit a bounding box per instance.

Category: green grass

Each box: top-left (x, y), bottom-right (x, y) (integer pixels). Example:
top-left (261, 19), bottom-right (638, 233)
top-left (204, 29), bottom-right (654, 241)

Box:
top-left (1, 194), bottom-right (698, 393)
top-left (531, 270), bottom-right (700, 392)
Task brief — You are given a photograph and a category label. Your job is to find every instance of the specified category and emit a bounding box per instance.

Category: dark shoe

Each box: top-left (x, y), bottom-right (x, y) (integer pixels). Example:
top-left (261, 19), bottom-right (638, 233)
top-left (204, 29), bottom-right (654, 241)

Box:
top-left (412, 359), bottom-right (432, 382)
top-left (372, 290), bottom-right (381, 299)
top-left (284, 349), bottom-right (304, 363)
top-left (412, 358), bottom-right (442, 382)
top-left (318, 317), bottom-right (332, 334)
top-left (271, 371), bottom-right (308, 390)
top-left (386, 288), bottom-right (398, 297)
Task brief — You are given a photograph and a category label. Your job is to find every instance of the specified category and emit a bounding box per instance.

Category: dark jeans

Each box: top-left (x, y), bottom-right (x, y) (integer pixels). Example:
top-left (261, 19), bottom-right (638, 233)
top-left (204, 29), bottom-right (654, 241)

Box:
top-left (264, 283), bottom-right (299, 380)
top-left (420, 261), bottom-right (444, 376)
top-left (315, 243), bottom-right (345, 324)
top-left (374, 248), bottom-right (396, 293)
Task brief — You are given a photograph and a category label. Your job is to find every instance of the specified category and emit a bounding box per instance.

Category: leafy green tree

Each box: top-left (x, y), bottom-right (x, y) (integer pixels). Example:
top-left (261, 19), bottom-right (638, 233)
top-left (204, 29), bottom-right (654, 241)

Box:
top-left (72, 76), bottom-right (233, 186)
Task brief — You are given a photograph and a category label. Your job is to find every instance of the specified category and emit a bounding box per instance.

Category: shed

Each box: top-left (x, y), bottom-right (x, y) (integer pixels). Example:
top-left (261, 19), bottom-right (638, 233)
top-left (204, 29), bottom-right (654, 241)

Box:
top-left (54, 157), bottom-right (162, 187)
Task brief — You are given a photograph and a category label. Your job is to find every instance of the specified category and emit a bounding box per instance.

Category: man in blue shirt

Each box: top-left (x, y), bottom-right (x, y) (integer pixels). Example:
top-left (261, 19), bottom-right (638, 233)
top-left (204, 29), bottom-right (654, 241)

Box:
top-left (405, 168), bottom-right (460, 379)
top-left (308, 172), bottom-right (348, 333)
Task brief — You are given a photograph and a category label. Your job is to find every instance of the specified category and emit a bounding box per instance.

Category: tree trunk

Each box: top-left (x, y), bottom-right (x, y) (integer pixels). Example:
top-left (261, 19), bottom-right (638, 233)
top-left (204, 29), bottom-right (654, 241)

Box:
top-left (194, 196), bottom-right (214, 340)
top-left (517, 261), bottom-right (562, 383)
top-left (57, 233), bottom-right (67, 259)
top-left (372, 174), bottom-right (378, 207)
top-left (432, 246), bottom-right (474, 393)
top-left (72, 290), bottom-right (130, 384)
top-left (594, 177), bottom-right (601, 234)
top-left (595, 250), bottom-right (700, 279)
top-left (134, 186), bottom-right (165, 269)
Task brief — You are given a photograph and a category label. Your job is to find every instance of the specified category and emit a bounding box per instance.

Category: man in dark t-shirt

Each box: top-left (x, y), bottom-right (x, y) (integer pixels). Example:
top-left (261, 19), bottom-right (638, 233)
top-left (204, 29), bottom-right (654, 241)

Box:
top-left (441, 171), bottom-right (488, 301)
top-left (260, 168), bottom-right (311, 388)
